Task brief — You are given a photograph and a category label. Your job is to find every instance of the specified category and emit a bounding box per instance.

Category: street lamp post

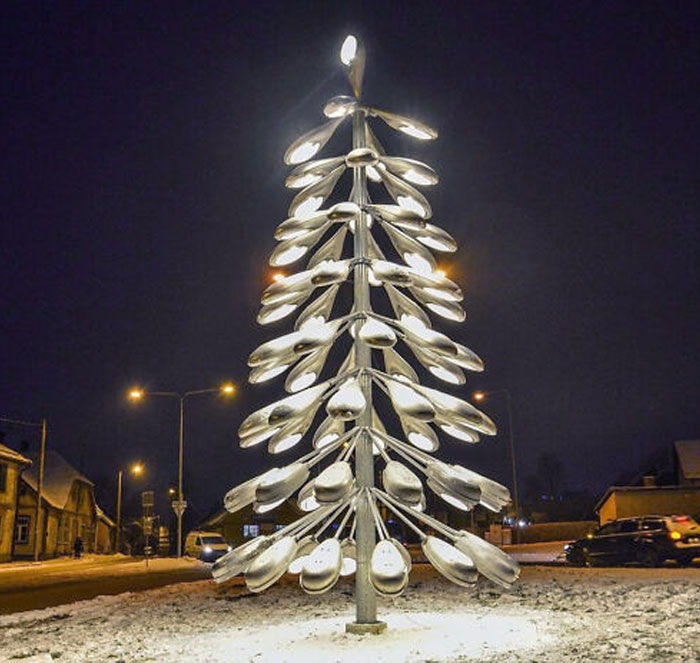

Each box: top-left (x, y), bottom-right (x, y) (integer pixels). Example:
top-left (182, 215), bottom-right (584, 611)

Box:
top-left (473, 389), bottom-right (519, 512)
top-left (0, 415), bottom-right (47, 562)
top-left (128, 383), bottom-right (235, 557)
top-left (116, 461), bottom-right (144, 554)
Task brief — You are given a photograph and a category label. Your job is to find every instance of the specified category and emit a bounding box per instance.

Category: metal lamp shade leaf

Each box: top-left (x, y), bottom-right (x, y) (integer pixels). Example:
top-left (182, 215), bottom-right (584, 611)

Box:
top-left (269, 226), bottom-right (328, 267)
top-left (449, 465), bottom-right (511, 512)
top-left (300, 538), bottom-right (343, 594)
top-left (267, 406), bottom-right (319, 454)
top-left (288, 165), bottom-right (346, 220)
top-left (312, 415), bottom-right (345, 449)
top-left (384, 284), bottom-right (432, 329)
top-left (373, 108), bottom-right (438, 140)
top-left (310, 259), bottom-right (351, 286)
top-left (297, 479), bottom-right (320, 512)
top-left (426, 478), bottom-right (476, 511)
top-left (424, 299), bottom-right (467, 323)
top-left (292, 318), bottom-right (343, 356)
top-left (390, 538), bottom-right (412, 573)
top-left (345, 147), bottom-right (379, 168)
top-left (369, 539), bottom-right (409, 597)
top-left (254, 462), bottom-right (310, 507)
top-left (382, 346), bottom-right (419, 383)
top-left (323, 95), bottom-right (358, 118)
top-left (358, 317), bottom-right (397, 348)
top-left (245, 536), bottom-right (299, 593)
top-left (285, 157), bottom-right (345, 189)
top-left (326, 379), bottom-right (367, 420)
top-left (421, 536), bottom-right (477, 587)
top-left (248, 362), bottom-right (293, 386)
top-left (408, 344), bottom-right (465, 385)
top-left (399, 319), bottom-right (458, 358)
top-left (294, 285), bottom-right (340, 330)
top-left (415, 384), bottom-right (497, 436)
top-left (287, 535), bottom-right (319, 574)
top-left (370, 259), bottom-right (412, 286)
top-left (257, 301), bottom-right (301, 327)
top-left (248, 332), bottom-right (302, 367)
top-left (284, 117), bottom-right (346, 165)
top-left (385, 378), bottom-right (436, 421)
top-left (412, 223), bottom-right (458, 253)
top-left (285, 344), bottom-right (332, 393)
top-left (367, 204), bottom-right (426, 230)
top-left (266, 382), bottom-right (332, 426)
top-left (377, 167), bottom-right (432, 219)
top-left (382, 460), bottom-right (424, 506)
top-left (425, 461), bottom-right (481, 504)
top-left (224, 469), bottom-right (278, 513)
top-left (342, 37), bottom-right (366, 99)
top-left (365, 123), bottom-right (387, 157)
top-left (307, 226), bottom-right (348, 269)
top-left (450, 343), bottom-right (485, 372)
top-left (275, 212), bottom-right (332, 241)
top-left (401, 416), bottom-right (440, 452)
top-left (454, 531), bottom-right (520, 588)
top-left (379, 156), bottom-right (439, 186)
top-left (381, 221), bottom-right (437, 274)
top-left (436, 415), bottom-right (481, 444)
top-left (212, 535), bottom-right (272, 584)
top-left (313, 460), bottom-right (354, 503)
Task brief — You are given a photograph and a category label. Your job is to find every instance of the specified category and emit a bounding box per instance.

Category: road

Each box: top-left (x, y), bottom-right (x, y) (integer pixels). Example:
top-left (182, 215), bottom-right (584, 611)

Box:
top-left (0, 555), bottom-right (211, 615)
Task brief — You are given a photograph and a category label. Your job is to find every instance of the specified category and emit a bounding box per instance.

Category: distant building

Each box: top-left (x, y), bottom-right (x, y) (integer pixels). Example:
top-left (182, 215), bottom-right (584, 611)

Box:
top-left (675, 440), bottom-right (700, 487)
top-left (15, 451), bottom-right (115, 558)
top-left (0, 444), bottom-right (31, 562)
top-left (596, 439), bottom-right (700, 525)
top-left (199, 499), bottom-right (304, 546)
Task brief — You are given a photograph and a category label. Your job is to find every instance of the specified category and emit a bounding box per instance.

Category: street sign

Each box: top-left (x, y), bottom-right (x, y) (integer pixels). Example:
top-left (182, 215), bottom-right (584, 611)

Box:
top-left (142, 491), bottom-right (155, 508)
top-left (171, 500), bottom-right (188, 516)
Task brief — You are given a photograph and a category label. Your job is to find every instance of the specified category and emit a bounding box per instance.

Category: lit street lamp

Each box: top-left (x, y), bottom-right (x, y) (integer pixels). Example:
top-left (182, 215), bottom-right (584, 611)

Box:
top-left (127, 383), bottom-right (236, 557)
top-left (116, 461), bottom-right (144, 554)
top-left (473, 389), bottom-right (519, 511)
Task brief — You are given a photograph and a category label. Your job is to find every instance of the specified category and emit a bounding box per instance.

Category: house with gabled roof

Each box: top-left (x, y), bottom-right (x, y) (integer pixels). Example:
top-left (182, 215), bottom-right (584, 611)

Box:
top-left (14, 450), bottom-right (113, 558)
top-left (675, 440), bottom-right (700, 486)
top-left (0, 443), bottom-right (31, 562)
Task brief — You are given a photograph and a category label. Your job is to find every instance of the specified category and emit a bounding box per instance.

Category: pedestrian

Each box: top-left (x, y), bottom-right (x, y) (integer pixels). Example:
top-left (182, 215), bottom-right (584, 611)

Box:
top-left (73, 535), bottom-right (83, 559)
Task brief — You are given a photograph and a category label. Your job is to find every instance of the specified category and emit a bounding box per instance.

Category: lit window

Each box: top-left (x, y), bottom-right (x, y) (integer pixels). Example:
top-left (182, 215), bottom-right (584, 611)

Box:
top-left (243, 524), bottom-right (260, 539)
top-left (15, 515), bottom-right (30, 544)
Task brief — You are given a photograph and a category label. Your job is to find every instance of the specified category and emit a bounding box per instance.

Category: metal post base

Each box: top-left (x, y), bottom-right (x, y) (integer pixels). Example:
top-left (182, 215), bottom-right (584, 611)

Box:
top-left (345, 621), bottom-right (387, 635)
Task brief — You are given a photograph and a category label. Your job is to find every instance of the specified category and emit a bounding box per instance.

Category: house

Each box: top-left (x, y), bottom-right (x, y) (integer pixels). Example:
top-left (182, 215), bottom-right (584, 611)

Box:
top-left (199, 499), bottom-right (305, 546)
top-left (675, 440), bottom-right (700, 486)
top-left (595, 484), bottom-right (700, 525)
top-left (0, 444), bottom-right (31, 562)
top-left (15, 451), bottom-right (114, 558)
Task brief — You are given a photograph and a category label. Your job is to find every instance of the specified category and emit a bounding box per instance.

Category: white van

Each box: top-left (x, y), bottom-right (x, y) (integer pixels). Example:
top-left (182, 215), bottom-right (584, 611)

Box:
top-left (184, 531), bottom-right (231, 561)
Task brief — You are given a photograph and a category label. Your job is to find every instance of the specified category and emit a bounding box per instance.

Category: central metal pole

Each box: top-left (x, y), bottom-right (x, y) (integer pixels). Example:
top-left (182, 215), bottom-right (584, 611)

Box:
top-left (349, 108), bottom-right (381, 629)
top-left (116, 469), bottom-right (123, 553)
top-left (177, 396), bottom-right (185, 558)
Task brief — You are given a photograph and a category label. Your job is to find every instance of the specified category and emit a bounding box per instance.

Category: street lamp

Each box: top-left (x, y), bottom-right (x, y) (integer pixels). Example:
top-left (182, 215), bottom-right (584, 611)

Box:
top-left (116, 461), bottom-right (144, 554)
top-left (472, 389), bottom-right (519, 511)
top-left (127, 382), bottom-right (236, 557)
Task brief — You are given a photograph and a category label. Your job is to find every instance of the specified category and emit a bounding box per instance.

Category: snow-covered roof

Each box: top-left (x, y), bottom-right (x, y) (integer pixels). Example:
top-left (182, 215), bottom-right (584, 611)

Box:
top-left (595, 484), bottom-right (700, 512)
top-left (95, 504), bottom-right (116, 527)
top-left (0, 443), bottom-right (31, 466)
top-left (675, 439), bottom-right (700, 480)
top-left (22, 451), bottom-right (94, 510)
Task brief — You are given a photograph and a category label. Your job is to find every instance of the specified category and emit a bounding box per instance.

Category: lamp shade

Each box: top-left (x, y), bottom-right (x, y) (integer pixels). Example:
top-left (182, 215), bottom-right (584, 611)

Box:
top-left (312, 415), bottom-right (345, 449)
top-left (284, 117), bottom-right (346, 165)
top-left (377, 167), bottom-right (432, 219)
top-left (382, 346), bottom-right (419, 383)
top-left (400, 416), bottom-right (440, 452)
top-left (370, 539), bottom-right (409, 597)
top-left (326, 379), bottom-right (366, 420)
top-left (285, 156), bottom-right (345, 189)
top-left (245, 536), bottom-right (299, 592)
top-left (323, 95), bottom-right (358, 118)
top-left (297, 479), bottom-right (320, 512)
top-left (385, 378), bottom-right (436, 421)
top-left (340, 538), bottom-right (357, 576)
top-left (379, 156), bottom-right (438, 186)
top-left (454, 530), bottom-right (520, 588)
top-left (288, 535), bottom-right (319, 574)
top-left (300, 538), bottom-right (343, 594)
top-left (358, 316), bottom-right (397, 348)
top-left (313, 461), bottom-right (354, 504)
top-left (373, 108), bottom-right (438, 140)
top-left (421, 536), bottom-right (477, 587)
top-left (382, 460), bottom-right (424, 506)
top-left (212, 535), bottom-right (272, 584)
top-left (255, 462), bottom-right (310, 506)
top-left (294, 284), bottom-right (340, 330)
top-left (288, 165), bottom-right (346, 220)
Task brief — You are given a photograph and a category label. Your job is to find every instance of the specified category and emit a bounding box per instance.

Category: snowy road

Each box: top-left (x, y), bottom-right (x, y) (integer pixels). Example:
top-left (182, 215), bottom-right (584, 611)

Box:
top-left (1, 565), bottom-right (698, 662)
top-left (0, 556), bottom-right (210, 615)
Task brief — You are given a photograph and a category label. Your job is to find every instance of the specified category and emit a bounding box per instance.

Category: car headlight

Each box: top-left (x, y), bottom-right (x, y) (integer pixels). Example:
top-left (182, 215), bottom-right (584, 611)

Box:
top-left (227, 546), bottom-right (232, 552)
top-left (203, 546), bottom-right (213, 554)
top-left (564, 544), bottom-right (571, 552)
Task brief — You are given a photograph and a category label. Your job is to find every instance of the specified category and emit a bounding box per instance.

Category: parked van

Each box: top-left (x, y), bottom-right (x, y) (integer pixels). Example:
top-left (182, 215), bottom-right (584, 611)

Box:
top-left (184, 531), bottom-right (231, 561)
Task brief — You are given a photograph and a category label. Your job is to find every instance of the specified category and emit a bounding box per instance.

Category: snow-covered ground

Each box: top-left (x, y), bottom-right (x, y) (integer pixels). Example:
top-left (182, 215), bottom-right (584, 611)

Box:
top-left (1, 565), bottom-right (698, 663)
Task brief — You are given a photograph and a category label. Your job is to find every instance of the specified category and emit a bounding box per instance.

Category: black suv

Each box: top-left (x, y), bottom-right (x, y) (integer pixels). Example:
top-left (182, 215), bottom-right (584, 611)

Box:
top-left (565, 515), bottom-right (700, 567)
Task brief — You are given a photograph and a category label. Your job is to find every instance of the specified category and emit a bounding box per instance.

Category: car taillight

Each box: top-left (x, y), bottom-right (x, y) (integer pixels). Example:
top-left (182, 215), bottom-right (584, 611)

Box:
top-left (669, 531), bottom-right (682, 541)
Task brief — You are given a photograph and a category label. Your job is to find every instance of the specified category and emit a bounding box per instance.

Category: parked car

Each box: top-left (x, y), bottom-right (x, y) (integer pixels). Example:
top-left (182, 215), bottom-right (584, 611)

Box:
top-left (564, 515), bottom-right (700, 567)
top-left (184, 531), bottom-right (231, 562)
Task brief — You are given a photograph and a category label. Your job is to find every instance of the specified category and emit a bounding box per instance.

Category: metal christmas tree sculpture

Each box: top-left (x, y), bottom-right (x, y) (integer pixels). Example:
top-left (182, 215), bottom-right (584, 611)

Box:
top-left (213, 35), bottom-right (520, 632)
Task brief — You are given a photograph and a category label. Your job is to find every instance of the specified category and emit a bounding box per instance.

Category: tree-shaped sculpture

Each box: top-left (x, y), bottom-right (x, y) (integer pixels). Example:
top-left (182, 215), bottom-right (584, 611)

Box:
top-left (213, 35), bottom-right (520, 633)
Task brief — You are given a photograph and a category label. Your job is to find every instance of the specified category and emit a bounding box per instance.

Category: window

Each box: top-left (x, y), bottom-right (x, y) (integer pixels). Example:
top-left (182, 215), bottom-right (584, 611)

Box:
top-left (243, 524), bottom-right (260, 539)
top-left (641, 519), bottom-right (665, 532)
top-left (15, 515), bottom-right (31, 544)
top-left (619, 521), bottom-right (638, 533)
top-left (195, 537), bottom-right (202, 546)
top-left (597, 522), bottom-right (618, 536)
top-left (0, 463), bottom-right (7, 493)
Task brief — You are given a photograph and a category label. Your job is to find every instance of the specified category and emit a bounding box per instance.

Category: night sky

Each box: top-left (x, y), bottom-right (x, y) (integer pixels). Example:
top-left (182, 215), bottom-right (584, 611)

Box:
top-left (2, 2), bottom-right (698, 522)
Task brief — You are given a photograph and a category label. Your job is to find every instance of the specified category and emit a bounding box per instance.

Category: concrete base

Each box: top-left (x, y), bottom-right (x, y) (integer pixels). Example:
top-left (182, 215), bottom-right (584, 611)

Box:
top-left (345, 621), bottom-right (387, 635)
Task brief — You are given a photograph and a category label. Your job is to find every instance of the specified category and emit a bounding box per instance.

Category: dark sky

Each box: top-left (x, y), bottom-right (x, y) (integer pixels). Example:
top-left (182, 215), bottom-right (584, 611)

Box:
top-left (1, 1), bottom-right (698, 521)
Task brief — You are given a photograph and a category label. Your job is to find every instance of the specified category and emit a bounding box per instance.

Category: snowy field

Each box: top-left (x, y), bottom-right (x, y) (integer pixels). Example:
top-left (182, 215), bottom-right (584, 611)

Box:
top-left (1, 565), bottom-right (699, 663)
